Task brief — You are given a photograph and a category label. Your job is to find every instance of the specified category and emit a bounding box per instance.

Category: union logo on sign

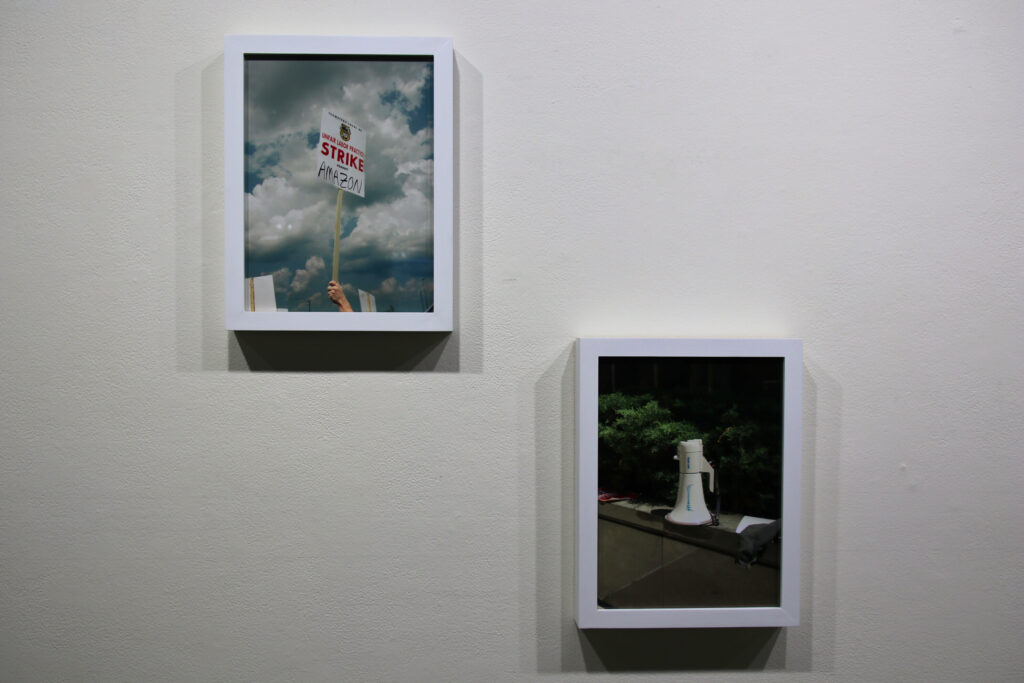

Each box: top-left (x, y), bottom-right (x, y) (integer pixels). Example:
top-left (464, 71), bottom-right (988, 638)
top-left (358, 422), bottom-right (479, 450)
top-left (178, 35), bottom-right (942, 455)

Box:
top-left (340, 124), bottom-right (351, 142)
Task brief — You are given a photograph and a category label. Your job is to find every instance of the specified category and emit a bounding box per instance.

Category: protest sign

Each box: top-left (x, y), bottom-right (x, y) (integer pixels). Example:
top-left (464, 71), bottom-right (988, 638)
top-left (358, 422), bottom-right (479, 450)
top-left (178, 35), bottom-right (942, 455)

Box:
top-left (316, 109), bottom-right (366, 197)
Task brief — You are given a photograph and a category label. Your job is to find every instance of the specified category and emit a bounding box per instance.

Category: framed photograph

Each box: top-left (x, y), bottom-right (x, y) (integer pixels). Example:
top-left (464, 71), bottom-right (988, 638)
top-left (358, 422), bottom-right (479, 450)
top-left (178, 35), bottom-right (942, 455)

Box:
top-left (224, 35), bottom-right (453, 331)
top-left (576, 338), bottom-right (802, 628)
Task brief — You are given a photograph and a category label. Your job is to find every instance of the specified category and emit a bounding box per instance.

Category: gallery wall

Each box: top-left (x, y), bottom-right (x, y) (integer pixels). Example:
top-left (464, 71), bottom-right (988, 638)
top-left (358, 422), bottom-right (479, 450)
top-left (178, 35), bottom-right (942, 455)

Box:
top-left (2, 1), bottom-right (1022, 680)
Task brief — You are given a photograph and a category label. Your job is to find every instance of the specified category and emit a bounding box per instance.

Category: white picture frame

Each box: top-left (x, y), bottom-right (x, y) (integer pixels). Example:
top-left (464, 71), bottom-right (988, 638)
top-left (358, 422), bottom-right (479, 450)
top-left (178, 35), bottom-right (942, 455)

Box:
top-left (576, 338), bottom-right (802, 628)
top-left (224, 35), bottom-right (454, 331)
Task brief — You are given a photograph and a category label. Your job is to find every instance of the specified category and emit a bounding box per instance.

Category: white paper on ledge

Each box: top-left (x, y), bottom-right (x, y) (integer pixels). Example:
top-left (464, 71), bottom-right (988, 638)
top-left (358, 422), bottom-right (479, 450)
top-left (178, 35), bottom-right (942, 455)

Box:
top-left (736, 515), bottom-right (776, 534)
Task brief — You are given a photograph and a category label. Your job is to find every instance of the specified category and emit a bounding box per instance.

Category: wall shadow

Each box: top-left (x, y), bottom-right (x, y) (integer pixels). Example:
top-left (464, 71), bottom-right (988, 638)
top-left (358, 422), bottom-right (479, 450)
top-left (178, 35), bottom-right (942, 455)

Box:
top-left (451, 51), bottom-right (484, 374)
top-left (578, 626), bottom-right (783, 671)
top-left (175, 53), bottom-right (228, 372)
top-left (231, 330), bottom-right (454, 371)
top-left (522, 343), bottom-right (576, 673)
top-left (794, 356), bottom-right (842, 672)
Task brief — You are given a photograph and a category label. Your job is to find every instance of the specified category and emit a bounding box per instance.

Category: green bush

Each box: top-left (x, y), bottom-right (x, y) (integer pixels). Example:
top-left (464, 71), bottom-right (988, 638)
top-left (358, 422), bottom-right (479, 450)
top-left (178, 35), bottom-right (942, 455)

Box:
top-left (598, 393), bottom-right (702, 502)
top-left (597, 392), bottom-right (782, 517)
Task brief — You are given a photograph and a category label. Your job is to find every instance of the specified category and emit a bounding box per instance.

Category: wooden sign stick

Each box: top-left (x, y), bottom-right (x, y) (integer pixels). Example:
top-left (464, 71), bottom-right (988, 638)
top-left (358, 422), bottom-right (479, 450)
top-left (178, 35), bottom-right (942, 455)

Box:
top-left (332, 188), bottom-right (344, 282)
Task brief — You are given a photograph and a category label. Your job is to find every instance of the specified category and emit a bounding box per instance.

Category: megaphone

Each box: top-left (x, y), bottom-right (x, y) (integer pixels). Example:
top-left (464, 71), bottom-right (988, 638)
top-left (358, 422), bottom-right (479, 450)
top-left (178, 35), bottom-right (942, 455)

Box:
top-left (666, 439), bottom-right (716, 526)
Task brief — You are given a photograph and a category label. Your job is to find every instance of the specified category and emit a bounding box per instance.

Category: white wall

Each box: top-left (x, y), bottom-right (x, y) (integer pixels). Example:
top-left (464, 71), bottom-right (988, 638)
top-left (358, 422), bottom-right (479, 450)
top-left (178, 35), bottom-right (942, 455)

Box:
top-left (2, 1), bottom-right (1022, 680)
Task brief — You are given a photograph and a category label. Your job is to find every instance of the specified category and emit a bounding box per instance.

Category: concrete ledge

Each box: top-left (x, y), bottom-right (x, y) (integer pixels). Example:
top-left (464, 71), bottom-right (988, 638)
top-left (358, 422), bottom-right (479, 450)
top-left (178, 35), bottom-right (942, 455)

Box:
top-left (598, 501), bottom-right (780, 568)
top-left (597, 502), bottom-right (782, 609)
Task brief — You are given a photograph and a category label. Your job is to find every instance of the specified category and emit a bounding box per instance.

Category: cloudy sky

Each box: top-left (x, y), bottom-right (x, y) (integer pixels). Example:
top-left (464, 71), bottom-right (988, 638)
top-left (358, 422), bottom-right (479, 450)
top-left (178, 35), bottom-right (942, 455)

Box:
top-left (244, 56), bottom-right (434, 312)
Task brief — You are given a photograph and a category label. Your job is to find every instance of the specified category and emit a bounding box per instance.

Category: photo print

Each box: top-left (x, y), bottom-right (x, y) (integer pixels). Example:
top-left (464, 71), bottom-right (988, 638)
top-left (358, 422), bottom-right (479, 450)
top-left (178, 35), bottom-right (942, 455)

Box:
top-left (243, 54), bottom-right (436, 313)
top-left (596, 355), bottom-right (785, 610)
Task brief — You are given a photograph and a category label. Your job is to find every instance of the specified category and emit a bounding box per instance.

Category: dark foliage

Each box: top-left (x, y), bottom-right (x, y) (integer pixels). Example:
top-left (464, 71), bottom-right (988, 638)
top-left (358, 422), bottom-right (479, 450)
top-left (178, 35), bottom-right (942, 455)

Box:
top-left (598, 382), bottom-right (783, 518)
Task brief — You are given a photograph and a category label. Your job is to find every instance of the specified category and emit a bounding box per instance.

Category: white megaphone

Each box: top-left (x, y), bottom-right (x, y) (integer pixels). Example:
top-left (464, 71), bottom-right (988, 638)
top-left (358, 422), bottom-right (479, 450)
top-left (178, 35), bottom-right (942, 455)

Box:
top-left (666, 439), bottom-right (716, 526)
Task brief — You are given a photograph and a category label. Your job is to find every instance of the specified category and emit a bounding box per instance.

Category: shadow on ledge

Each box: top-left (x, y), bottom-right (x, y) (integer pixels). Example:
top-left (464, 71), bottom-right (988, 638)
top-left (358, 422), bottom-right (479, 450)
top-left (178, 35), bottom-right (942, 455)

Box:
top-left (578, 627), bottom-right (782, 671)
top-left (231, 331), bottom-right (455, 372)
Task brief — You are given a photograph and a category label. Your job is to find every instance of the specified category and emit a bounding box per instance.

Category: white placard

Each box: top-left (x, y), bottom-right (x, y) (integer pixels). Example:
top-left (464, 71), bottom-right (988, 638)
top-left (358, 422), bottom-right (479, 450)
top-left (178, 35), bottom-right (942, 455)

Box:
top-left (316, 109), bottom-right (366, 197)
top-left (358, 289), bottom-right (376, 312)
top-left (244, 275), bottom-right (277, 312)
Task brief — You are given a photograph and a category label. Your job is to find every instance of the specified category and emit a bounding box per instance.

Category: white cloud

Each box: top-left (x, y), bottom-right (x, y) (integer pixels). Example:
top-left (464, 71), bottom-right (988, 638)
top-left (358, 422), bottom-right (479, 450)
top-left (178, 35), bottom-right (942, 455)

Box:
top-left (290, 255), bottom-right (325, 294)
top-left (245, 60), bottom-right (431, 150)
top-left (341, 185), bottom-right (432, 267)
top-left (246, 177), bottom-right (333, 259)
top-left (267, 267), bottom-right (293, 293)
top-left (372, 276), bottom-right (431, 298)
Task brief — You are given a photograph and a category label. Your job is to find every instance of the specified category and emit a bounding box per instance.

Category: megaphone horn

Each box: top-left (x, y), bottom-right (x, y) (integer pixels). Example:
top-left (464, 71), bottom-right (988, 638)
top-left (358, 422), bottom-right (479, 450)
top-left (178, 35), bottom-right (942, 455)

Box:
top-left (666, 439), bottom-right (715, 526)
